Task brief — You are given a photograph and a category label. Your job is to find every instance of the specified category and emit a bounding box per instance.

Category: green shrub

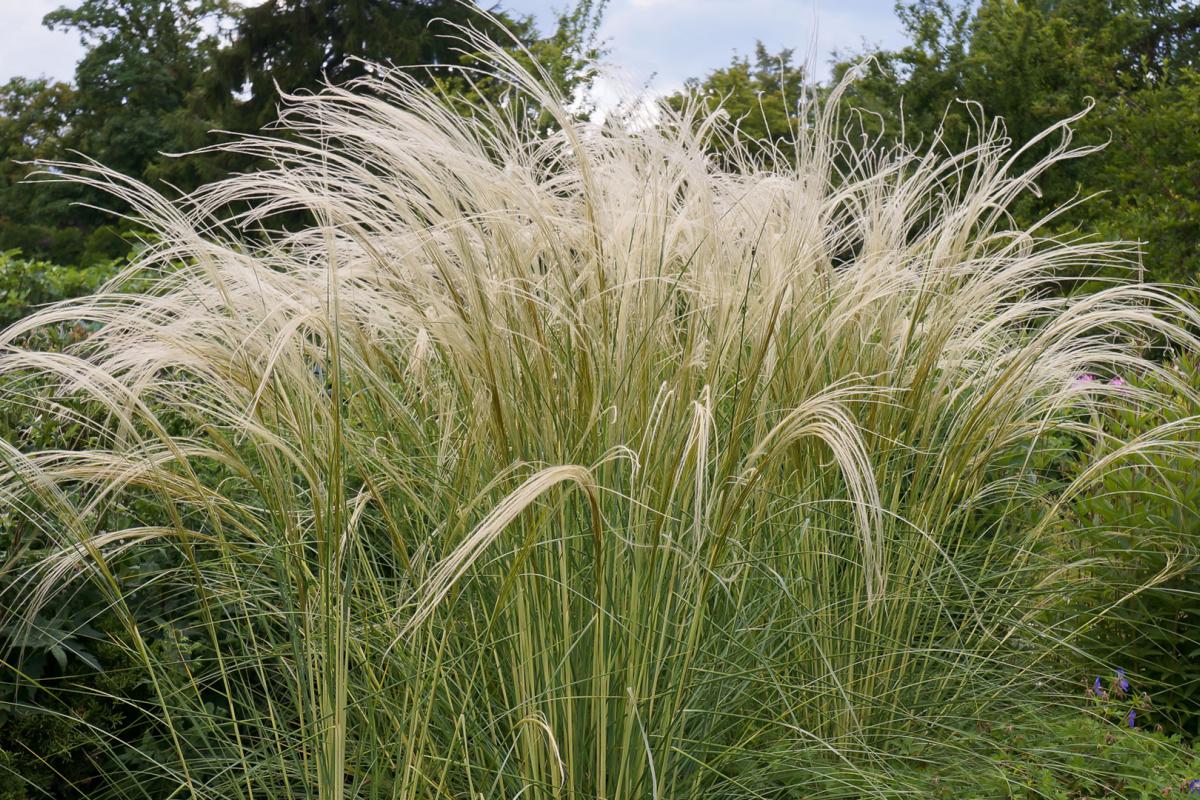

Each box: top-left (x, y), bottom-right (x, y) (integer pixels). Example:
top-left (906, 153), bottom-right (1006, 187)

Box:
top-left (0, 290), bottom-right (185, 799)
top-left (0, 250), bottom-right (121, 330)
top-left (893, 704), bottom-right (1200, 798)
top-left (1064, 356), bottom-right (1200, 738)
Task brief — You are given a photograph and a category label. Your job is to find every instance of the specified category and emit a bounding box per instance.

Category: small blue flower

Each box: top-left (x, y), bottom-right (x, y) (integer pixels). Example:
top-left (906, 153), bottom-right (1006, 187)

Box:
top-left (1115, 668), bottom-right (1130, 693)
top-left (1126, 708), bottom-right (1136, 728)
top-left (1188, 779), bottom-right (1200, 796)
top-left (1093, 676), bottom-right (1103, 694)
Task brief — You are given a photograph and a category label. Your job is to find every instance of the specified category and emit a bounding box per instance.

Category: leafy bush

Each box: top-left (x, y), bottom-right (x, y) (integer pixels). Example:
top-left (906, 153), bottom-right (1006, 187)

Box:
top-left (895, 705), bottom-right (1200, 799)
top-left (0, 286), bottom-right (181, 799)
top-left (1064, 356), bottom-right (1200, 738)
top-left (1, 43), bottom-right (1198, 798)
top-left (0, 249), bottom-right (121, 330)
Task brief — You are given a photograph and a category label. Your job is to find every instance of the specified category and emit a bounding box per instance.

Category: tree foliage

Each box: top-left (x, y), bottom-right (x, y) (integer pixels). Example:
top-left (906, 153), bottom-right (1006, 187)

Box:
top-left (426, 0), bottom-right (607, 137)
top-left (831, 0), bottom-right (1200, 283)
top-left (0, 79), bottom-right (84, 261)
top-left (666, 43), bottom-right (808, 163)
top-left (44, 0), bottom-right (234, 187)
top-left (215, 0), bottom-right (516, 131)
top-left (1079, 68), bottom-right (1200, 285)
top-left (0, 0), bottom-right (607, 263)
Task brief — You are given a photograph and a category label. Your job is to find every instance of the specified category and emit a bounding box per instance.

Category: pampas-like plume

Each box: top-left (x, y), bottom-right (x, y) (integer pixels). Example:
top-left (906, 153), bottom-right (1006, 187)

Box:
top-left (2, 33), bottom-right (1198, 800)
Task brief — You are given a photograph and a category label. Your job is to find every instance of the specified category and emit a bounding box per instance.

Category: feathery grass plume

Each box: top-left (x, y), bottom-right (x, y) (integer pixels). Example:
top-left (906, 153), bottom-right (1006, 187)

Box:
top-left (2, 29), bottom-right (1200, 799)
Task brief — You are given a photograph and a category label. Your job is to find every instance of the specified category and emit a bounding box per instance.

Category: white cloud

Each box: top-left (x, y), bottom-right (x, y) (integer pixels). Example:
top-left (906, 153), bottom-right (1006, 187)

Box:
top-left (594, 0), bottom-right (902, 87)
top-left (627, 0), bottom-right (693, 8)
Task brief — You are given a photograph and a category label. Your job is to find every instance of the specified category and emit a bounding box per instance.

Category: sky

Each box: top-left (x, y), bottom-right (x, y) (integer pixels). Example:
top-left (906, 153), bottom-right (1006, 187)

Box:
top-left (0, 0), bottom-right (907, 99)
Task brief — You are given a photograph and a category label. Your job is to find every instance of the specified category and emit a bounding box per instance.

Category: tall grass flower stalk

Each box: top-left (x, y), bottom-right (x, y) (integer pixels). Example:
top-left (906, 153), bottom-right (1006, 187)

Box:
top-left (2, 33), bottom-right (1199, 798)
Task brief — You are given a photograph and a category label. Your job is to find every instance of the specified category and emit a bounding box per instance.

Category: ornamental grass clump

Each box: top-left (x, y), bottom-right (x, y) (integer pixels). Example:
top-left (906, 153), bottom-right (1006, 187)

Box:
top-left (2, 34), bottom-right (1199, 799)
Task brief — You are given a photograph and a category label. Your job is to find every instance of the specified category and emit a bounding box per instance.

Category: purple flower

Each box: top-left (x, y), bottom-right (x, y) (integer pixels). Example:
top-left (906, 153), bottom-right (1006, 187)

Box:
top-left (1109, 376), bottom-right (1125, 388)
top-left (1116, 668), bottom-right (1129, 693)
top-left (1187, 778), bottom-right (1200, 795)
top-left (1093, 676), bottom-right (1103, 694)
top-left (1076, 374), bottom-right (1096, 383)
top-left (1127, 708), bottom-right (1136, 728)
